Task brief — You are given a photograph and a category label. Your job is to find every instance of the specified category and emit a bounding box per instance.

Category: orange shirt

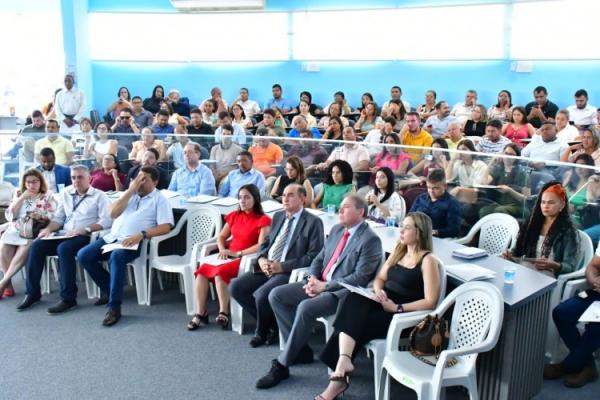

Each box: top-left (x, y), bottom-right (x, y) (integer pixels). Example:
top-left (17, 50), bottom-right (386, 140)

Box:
top-left (249, 142), bottom-right (283, 176)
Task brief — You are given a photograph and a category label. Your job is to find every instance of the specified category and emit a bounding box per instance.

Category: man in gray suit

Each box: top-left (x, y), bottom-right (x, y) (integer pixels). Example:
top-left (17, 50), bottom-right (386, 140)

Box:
top-left (256, 194), bottom-right (383, 389)
top-left (230, 184), bottom-right (324, 348)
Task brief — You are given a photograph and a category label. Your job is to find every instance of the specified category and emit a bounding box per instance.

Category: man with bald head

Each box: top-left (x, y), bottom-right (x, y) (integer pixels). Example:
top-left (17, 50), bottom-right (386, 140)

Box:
top-left (54, 74), bottom-right (86, 133)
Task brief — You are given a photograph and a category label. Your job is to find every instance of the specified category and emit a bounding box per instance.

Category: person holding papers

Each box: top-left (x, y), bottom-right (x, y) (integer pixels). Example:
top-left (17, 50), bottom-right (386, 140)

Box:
top-left (188, 184), bottom-right (271, 331)
top-left (16, 165), bottom-right (111, 313)
top-left (315, 212), bottom-right (440, 400)
top-left (503, 182), bottom-right (580, 277)
top-left (167, 142), bottom-right (216, 196)
top-left (78, 167), bottom-right (173, 326)
top-left (544, 245), bottom-right (600, 388)
top-left (0, 169), bottom-right (57, 299)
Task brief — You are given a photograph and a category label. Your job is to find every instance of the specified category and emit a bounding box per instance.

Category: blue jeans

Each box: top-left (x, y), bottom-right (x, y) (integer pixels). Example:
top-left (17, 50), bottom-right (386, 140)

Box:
top-left (25, 235), bottom-right (91, 303)
top-left (77, 238), bottom-right (141, 310)
top-left (553, 290), bottom-right (600, 372)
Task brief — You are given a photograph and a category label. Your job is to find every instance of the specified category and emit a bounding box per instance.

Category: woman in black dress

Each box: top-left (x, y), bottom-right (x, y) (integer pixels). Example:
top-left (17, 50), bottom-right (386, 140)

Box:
top-left (315, 212), bottom-right (441, 400)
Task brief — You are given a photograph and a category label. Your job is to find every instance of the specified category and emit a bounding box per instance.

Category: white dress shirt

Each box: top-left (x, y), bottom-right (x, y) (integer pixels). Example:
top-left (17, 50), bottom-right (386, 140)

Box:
top-left (234, 99), bottom-right (261, 117)
top-left (451, 102), bottom-right (477, 123)
top-left (52, 186), bottom-right (112, 232)
top-left (327, 143), bottom-right (370, 170)
top-left (556, 124), bottom-right (580, 143)
top-left (55, 87), bottom-right (86, 133)
top-left (567, 104), bottom-right (598, 126)
top-left (521, 136), bottom-right (569, 161)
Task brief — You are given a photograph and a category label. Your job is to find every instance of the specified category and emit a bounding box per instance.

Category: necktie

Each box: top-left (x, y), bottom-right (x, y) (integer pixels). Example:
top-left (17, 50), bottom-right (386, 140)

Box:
top-left (270, 215), bottom-right (294, 262)
top-left (321, 229), bottom-right (350, 281)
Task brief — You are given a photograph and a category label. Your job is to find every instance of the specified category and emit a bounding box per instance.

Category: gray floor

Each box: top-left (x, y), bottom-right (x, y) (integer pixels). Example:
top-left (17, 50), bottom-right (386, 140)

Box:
top-left (0, 277), bottom-right (598, 400)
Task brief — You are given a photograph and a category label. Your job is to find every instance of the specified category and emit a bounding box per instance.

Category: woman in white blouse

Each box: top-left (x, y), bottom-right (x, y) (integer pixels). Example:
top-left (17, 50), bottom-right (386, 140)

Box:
top-left (298, 100), bottom-right (317, 128)
top-left (365, 167), bottom-right (405, 224)
top-left (445, 139), bottom-right (487, 203)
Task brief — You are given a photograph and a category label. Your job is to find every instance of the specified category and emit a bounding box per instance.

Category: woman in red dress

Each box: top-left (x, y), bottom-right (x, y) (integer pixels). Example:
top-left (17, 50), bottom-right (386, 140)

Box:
top-left (187, 184), bottom-right (271, 330)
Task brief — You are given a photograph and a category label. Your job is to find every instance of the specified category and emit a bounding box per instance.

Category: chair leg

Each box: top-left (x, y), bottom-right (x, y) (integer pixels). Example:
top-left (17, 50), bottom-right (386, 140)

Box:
top-left (83, 269), bottom-right (99, 299)
top-left (465, 374), bottom-right (479, 400)
top-left (131, 260), bottom-right (148, 306)
top-left (182, 270), bottom-right (196, 316)
top-left (147, 267), bottom-right (155, 306)
top-left (157, 270), bottom-right (164, 291)
top-left (127, 267), bottom-right (134, 286)
top-left (230, 298), bottom-right (244, 335)
top-left (178, 274), bottom-right (184, 294)
top-left (371, 343), bottom-right (385, 400)
top-left (209, 282), bottom-right (216, 301)
top-left (41, 264), bottom-right (50, 295)
top-left (379, 368), bottom-right (389, 400)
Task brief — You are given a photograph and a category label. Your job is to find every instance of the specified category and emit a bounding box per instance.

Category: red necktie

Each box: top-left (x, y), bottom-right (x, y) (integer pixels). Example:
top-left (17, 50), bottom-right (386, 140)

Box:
top-left (321, 229), bottom-right (350, 281)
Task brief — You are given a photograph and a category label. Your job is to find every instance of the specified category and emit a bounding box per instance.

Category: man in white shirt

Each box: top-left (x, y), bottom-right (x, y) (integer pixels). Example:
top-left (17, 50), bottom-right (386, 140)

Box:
top-left (54, 74), bottom-right (86, 134)
top-left (307, 127), bottom-right (370, 175)
top-left (555, 109), bottom-right (580, 143)
top-left (17, 165), bottom-right (112, 313)
top-left (199, 87), bottom-right (228, 114)
top-left (233, 87), bottom-right (261, 118)
top-left (424, 101), bottom-right (456, 138)
top-left (381, 86), bottom-right (411, 116)
top-left (522, 122), bottom-right (569, 162)
top-left (567, 89), bottom-right (598, 128)
top-left (79, 166), bottom-right (174, 326)
top-left (450, 90), bottom-right (478, 123)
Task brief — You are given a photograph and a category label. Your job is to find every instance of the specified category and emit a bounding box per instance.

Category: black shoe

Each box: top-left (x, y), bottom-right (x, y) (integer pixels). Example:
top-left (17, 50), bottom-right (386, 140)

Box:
top-left (93, 294), bottom-right (109, 306)
top-left (47, 301), bottom-right (77, 315)
top-left (265, 328), bottom-right (279, 346)
top-left (102, 309), bottom-right (122, 327)
top-left (292, 346), bottom-right (314, 365)
top-left (256, 359), bottom-right (289, 389)
top-left (249, 334), bottom-right (266, 348)
top-left (16, 295), bottom-right (41, 311)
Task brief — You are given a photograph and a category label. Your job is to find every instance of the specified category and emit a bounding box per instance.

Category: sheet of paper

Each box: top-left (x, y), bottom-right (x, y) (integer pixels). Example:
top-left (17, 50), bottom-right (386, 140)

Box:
top-left (579, 301), bottom-right (600, 322)
top-left (446, 263), bottom-right (496, 282)
top-left (41, 232), bottom-right (74, 240)
top-left (201, 253), bottom-right (236, 266)
top-left (101, 242), bottom-right (140, 253)
top-left (339, 282), bottom-right (377, 301)
top-left (210, 197), bottom-right (239, 206)
top-left (160, 189), bottom-right (181, 199)
top-left (262, 200), bottom-right (284, 213)
top-left (473, 184), bottom-right (499, 189)
top-left (187, 195), bottom-right (219, 204)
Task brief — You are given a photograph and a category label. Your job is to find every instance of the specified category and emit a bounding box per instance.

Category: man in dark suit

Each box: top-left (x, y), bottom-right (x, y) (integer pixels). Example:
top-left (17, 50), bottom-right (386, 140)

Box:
top-left (256, 194), bottom-right (383, 389)
top-left (37, 147), bottom-right (71, 192)
top-left (230, 184), bottom-right (324, 348)
top-left (126, 147), bottom-right (169, 190)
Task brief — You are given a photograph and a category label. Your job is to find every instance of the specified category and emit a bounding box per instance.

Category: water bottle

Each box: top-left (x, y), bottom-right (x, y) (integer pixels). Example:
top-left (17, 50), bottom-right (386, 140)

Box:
top-left (327, 204), bottom-right (336, 216)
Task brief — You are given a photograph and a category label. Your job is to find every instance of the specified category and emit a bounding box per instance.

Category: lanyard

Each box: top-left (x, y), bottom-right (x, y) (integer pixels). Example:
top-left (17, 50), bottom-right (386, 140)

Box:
top-left (71, 193), bottom-right (88, 212)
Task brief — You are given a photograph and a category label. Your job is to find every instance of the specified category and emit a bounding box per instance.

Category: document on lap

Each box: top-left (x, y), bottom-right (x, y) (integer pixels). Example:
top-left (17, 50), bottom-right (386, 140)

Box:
top-left (159, 189), bottom-right (181, 199)
top-left (339, 282), bottom-right (377, 301)
top-left (41, 232), bottom-right (77, 240)
top-left (579, 301), bottom-right (600, 323)
top-left (101, 242), bottom-right (140, 253)
top-left (201, 253), bottom-right (235, 266)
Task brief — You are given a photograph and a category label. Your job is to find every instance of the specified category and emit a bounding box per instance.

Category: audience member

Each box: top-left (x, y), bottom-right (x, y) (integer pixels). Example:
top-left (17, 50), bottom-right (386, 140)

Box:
top-left (555, 109), bottom-right (580, 143)
top-left (143, 85), bottom-right (165, 114)
top-left (187, 107), bottom-right (214, 145)
top-left (232, 87), bottom-right (261, 118)
top-left (36, 147), bottom-right (71, 193)
top-left (502, 106), bottom-right (535, 148)
top-left (209, 125), bottom-right (243, 184)
top-left (214, 111), bottom-right (247, 145)
top-left (408, 138), bottom-right (450, 178)
top-left (72, 117), bottom-right (94, 154)
top-left (312, 160), bottom-right (355, 210)
top-left (131, 96), bottom-right (154, 129)
top-left (167, 89), bottom-right (191, 117)
top-left (358, 92), bottom-right (375, 112)
top-left (321, 116), bottom-right (344, 141)
top-left (167, 125), bottom-right (208, 169)
top-left (230, 184), bottom-right (324, 346)
top-left (286, 129), bottom-right (328, 168)
top-left (90, 154), bottom-right (126, 192)
top-left (265, 83), bottom-right (292, 113)
top-left (295, 91), bottom-right (321, 116)
top-left (249, 134), bottom-right (284, 178)
top-left (354, 102), bottom-right (383, 135)
top-left (87, 122), bottom-right (118, 164)
top-left (563, 153), bottom-right (595, 214)
top-left (446, 139), bottom-right (487, 203)
top-left (130, 127), bottom-right (167, 163)
top-left (504, 182), bottom-right (579, 277)
top-left (444, 121), bottom-right (465, 150)
top-left (526, 86), bottom-right (559, 128)
top-left (271, 106), bottom-right (288, 130)
top-left (231, 103), bottom-right (253, 130)
top-left (567, 89), bottom-right (597, 128)
top-left (372, 132), bottom-right (412, 176)
top-left (220, 151), bottom-right (266, 198)
top-left (488, 90), bottom-right (513, 122)
top-left (463, 104), bottom-right (488, 137)
top-left (271, 156), bottom-right (314, 206)
top-left (110, 107), bottom-right (140, 149)
top-left (257, 109), bottom-right (286, 137)
top-left (322, 91), bottom-right (352, 116)
top-left (106, 87), bottom-right (132, 120)
top-left (316, 212), bottom-right (439, 400)
top-left (424, 101), bottom-right (456, 138)
top-left (17, 165), bottom-right (111, 314)
top-left (324, 127), bottom-right (370, 174)
top-left (385, 100), bottom-right (407, 131)
top-left (318, 103), bottom-right (350, 129)
top-left (561, 128), bottom-right (600, 166)
top-left (168, 142), bottom-right (216, 196)
top-left (199, 87), bottom-right (228, 114)
top-left (450, 89), bottom-right (478, 123)
top-left (151, 109), bottom-right (175, 139)
top-left (364, 117), bottom-right (396, 155)
top-left (126, 148), bottom-right (169, 190)
top-left (522, 122), bottom-right (569, 162)
top-left (382, 86), bottom-right (411, 116)
top-left (409, 169), bottom-right (461, 238)
top-left (256, 194), bottom-right (383, 389)
top-left (0, 169), bottom-right (57, 298)
top-left (417, 90), bottom-right (437, 122)
top-left (365, 166), bottom-right (404, 223)
top-left (79, 166), bottom-right (173, 326)
top-left (189, 184), bottom-right (270, 331)
top-left (54, 74), bottom-right (85, 133)
top-left (34, 120), bottom-right (74, 165)
top-left (476, 119), bottom-right (512, 154)
top-left (401, 112), bottom-right (434, 162)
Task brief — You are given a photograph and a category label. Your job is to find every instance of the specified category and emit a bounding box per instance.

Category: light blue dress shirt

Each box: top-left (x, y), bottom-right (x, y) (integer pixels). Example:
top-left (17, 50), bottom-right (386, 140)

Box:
top-left (219, 168), bottom-right (266, 198)
top-left (265, 98), bottom-right (293, 112)
top-left (168, 163), bottom-right (216, 196)
top-left (214, 122), bottom-right (247, 145)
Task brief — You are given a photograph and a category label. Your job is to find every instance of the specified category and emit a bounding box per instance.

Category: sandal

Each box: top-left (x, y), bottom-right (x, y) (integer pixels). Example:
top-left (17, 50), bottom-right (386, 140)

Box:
top-left (215, 312), bottom-right (229, 330)
top-left (314, 374), bottom-right (350, 400)
top-left (187, 313), bottom-right (209, 331)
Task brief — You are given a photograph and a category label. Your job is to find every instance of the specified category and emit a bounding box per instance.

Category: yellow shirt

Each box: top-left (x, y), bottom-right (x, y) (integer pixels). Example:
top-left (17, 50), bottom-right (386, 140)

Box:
top-left (445, 138), bottom-right (462, 151)
top-left (401, 129), bottom-right (433, 161)
top-left (34, 136), bottom-right (74, 164)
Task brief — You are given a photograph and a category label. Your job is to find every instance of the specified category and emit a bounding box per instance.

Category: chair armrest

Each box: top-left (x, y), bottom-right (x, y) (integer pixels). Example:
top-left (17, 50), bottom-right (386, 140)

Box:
top-left (148, 216), bottom-right (187, 259)
top-left (0, 222), bottom-right (9, 234)
top-left (454, 236), bottom-right (471, 245)
top-left (557, 268), bottom-right (587, 283)
top-left (384, 311), bottom-right (432, 353)
top-left (562, 278), bottom-right (592, 301)
top-left (290, 267), bottom-right (310, 283)
top-left (240, 253), bottom-right (258, 274)
top-left (199, 242), bottom-right (219, 258)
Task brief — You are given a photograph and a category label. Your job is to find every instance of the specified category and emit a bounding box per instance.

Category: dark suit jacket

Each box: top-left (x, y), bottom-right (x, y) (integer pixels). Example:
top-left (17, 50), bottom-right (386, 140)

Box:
top-left (253, 208), bottom-right (324, 274)
top-left (126, 164), bottom-right (169, 190)
top-left (309, 221), bottom-right (383, 294)
top-left (37, 164), bottom-right (71, 192)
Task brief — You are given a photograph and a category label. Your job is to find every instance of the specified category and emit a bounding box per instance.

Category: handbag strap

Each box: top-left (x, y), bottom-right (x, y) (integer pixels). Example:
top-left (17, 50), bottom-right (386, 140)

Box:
top-left (410, 349), bottom-right (458, 368)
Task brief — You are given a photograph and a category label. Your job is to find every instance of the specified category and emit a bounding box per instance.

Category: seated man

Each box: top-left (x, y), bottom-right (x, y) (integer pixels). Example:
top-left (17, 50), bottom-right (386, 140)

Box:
top-left (567, 89), bottom-right (597, 129)
top-left (187, 107), bottom-right (214, 146)
top-left (210, 124), bottom-right (242, 184)
top-left (522, 122), bottom-right (569, 163)
top-left (131, 96), bottom-right (153, 129)
top-left (526, 86), bottom-right (559, 129)
top-left (220, 151), bottom-right (266, 198)
top-left (288, 115), bottom-right (321, 139)
top-left (168, 142), bottom-right (216, 196)
top-left (110, 107), bottom-right (140, 150)
top-left (409, 169), bottom-right (461, 238)
top-left (36, 147), bottom-right (71, 193)
top-left (78, 167), bottom-right (173, 326)
top-left (126, 148), bottom-right (169, 190)
top-left (401, 112), bottom-right (434, 162)
top-left (307, 127), bottom-right (369, 176)
top-left (256, 194), bottom-right (382, 389)
top-left (424, 101), bottom-right (456, 138)
top-left (256, 109), bottom-right (286, 137)
top-left (214, 111), bottom-right (247, 145)
top-left (544, 247), bottom-right (600, 388)
top-left (151, 109), bottom-right (175, 140)
top-left (265, 83), bottom-right (293, 113)
top-left (450, 90), bottom-right (478, 124)
top-left (232, 87), bottom-right (261, 118)
top-left (167, 126), bottom-right (208, 169)
top-left (17, 165), bottom-right (112, 313)
top-left (8, 109), bottom-right (46, 160)
top-left (475, 119), bottom-right (512, 154)
top-left (249, 134), bottom-right (284, 178)
top-left (230, 184), bottom-right (324, 347)
top-left (286, 129), bottom-right (328, 168)
top-left (34, 119), bottom-right (74, 165)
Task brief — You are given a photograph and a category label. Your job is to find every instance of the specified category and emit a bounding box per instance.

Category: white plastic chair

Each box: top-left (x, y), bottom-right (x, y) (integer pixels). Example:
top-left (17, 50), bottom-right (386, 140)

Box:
top-left (379, 281), bottom-right (504, 400)
top-left (147, 206), bottom-right (221, 315)
top-left (454, 213), bottom-right (519, 256)
top-left (197, 242), bottom-right (257, 332)
top-left (545, 230), bottom-right (594, 363)
top-left (366, 257), bottom-right (447, 400)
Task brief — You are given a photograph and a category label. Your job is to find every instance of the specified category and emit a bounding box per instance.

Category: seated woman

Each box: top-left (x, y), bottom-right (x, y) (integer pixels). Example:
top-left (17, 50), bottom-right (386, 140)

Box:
top-left (478, 143), bottom-right (530, 218)
top-left (154, 100), bottom-right (187, 127)
top-left (312, 160), bottom-right (355, 211)
top-left (408, 138), bottom-right (450, 179)
top-left (365, 167), bottom-right (404, 224)
top-left (129, 128), bottom-right (167, 163)
top-left (298, 99), bottom-right (318, 128)
top-left (356, 92), bottom-right (375, 113)
top-left (385, 100), bottom-right (407, 131)
top-left (372, 133), bottom-right (412, 176)
top-left (90, 154), bottom-right (126, 192)
top-left (487, 90), bottom-right (513, 123)
top-left (143, 85), bottom-right (165, 114)
top-left (354, 102), bottom-right (383, 136)
top-left (321, 116), bottom-right (344, 141)
top-left (270, 156), bottom-right (314, 206)
top-left (188, 184), bottom-right (271, 330)
top-left (85, 122), bottom-right (118, 165)
top-left (202, 99), bottom-right (219, 127)
top-left (463, 104), bottom-right (488, 137)
top-left (107, 86), bottom-right (132, 120)
top-left (271, 106), bottom-right (288, 129)
top-left (417, 90), bottom-right (437, 123)
top-left (445, 139), bottom-right (487, 200)
top-left (0, 169), bottom-right (57, 297)
top-left (318, 103), bottom-right (350, 129)
top-left (231, 103), bottom-right (253, 130)
top-left (502, 106), bottom-right (535, 148)
top-left (561, 128), bottom-right (600, 166)
top-left (316, 212), bottom-right (440, 400)
top-left (563, 153), bottom-right (595, 225)
top-left (295, 91), bottom-right (322, 116)
top-left (504, 182), bottom-right (580, 277)
top-left (71, 117), bottom-right (95, 154)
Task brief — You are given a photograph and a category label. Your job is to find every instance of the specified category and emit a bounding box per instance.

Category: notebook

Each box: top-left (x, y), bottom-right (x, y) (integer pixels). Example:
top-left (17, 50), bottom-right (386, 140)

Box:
top-left (452, 247), bottom-right (489, 260)
top-left (210, 197), bottom-right (239, 206)
top-left (446, 263), bottom-right (496, 282)
top-left (261, 200), bottom-right (284, 213)
top-left (187, 195), bottom-right (218, 204)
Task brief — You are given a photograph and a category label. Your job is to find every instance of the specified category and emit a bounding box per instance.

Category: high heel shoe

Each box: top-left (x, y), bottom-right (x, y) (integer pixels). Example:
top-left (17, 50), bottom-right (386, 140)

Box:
top-left (215, 312), bottom-right (229, 330)
top-left (187, 313), bottom-right (209, 331)
top-left (314, 374), bottom-right (350, 400)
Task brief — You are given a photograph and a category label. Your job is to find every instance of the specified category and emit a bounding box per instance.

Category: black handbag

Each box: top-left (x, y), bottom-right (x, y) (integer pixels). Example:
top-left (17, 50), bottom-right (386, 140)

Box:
top-left (409, 314), bottom-right (456, 367)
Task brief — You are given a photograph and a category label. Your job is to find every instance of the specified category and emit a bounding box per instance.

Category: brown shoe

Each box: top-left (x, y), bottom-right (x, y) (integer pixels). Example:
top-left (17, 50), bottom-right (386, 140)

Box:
top-left (543, 363), bottom-right (567, 380)
top-left (564, 365), bottom-right (599, 388)
top-left (102, 309), bottom-right (122, 327)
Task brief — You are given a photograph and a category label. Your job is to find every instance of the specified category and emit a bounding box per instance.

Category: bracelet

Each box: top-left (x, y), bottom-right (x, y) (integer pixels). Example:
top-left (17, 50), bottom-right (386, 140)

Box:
top-left (396, 304), bottom-right (404, 314)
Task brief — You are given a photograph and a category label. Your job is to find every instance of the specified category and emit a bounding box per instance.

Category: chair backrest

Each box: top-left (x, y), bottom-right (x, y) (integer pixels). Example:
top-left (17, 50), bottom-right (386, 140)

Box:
top-left (476, 213), bottom-right (520, 255)
top-left (185, 206), bottom-right (222, 253)
top-left (576, 230), bottom-right (594, 271)
top-left (401, 186), bottom-right (427, 212)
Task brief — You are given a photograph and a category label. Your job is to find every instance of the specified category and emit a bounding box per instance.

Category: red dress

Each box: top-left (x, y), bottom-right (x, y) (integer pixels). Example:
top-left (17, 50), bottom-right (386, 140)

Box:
top-left (194, 210), bottom-right (271, 284)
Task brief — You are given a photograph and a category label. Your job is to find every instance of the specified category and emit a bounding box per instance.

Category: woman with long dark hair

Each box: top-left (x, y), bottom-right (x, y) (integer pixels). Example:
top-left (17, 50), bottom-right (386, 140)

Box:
top-left (143, 85), bottom-right (164, 114)
top-left (488, 89), bottom-right (513, 122)
top-left (372, 133), bottom-right (412, 175)
top-left (365, 166), bottom-right (404, 223)
top-left (107, 86), bottom-right (132, 119)
top-left (311, 160), bottom-right (355, 210)
top-left (270, 156), bottom-right (314, 206)
top-left (504, 181), bottom-right (580, 277)
top-left (502, 106), bottom-right (535, 148)
top-left (90, 154), bottom-right (127, 192)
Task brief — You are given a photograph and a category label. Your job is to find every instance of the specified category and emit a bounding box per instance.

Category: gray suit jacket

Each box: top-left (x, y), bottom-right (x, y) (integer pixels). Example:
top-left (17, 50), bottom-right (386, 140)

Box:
top-left (253, 208), bottom-right (324, 274)
top-left (309, 220), bottom-right (383, 294)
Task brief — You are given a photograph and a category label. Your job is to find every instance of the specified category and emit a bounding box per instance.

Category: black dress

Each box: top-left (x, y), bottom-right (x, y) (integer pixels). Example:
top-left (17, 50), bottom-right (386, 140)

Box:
top-left (319, 252), bottom-right (429, 370)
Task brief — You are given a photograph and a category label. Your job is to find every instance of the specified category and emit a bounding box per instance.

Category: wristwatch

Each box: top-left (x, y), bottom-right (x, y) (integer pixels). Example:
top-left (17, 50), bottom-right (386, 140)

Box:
top-left (84, 227), bottom-right (92, 234)
top-left (396, 304), bottom-right (405, 314)
top-left (141, 230), bottom-right (147, 239)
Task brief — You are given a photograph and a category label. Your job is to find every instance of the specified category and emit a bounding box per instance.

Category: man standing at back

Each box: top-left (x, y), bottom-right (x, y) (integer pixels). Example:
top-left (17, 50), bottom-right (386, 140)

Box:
top-left (256, 194), bottom-right (382, 389)
top-left (54, 74), bottom-right (85, 134)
